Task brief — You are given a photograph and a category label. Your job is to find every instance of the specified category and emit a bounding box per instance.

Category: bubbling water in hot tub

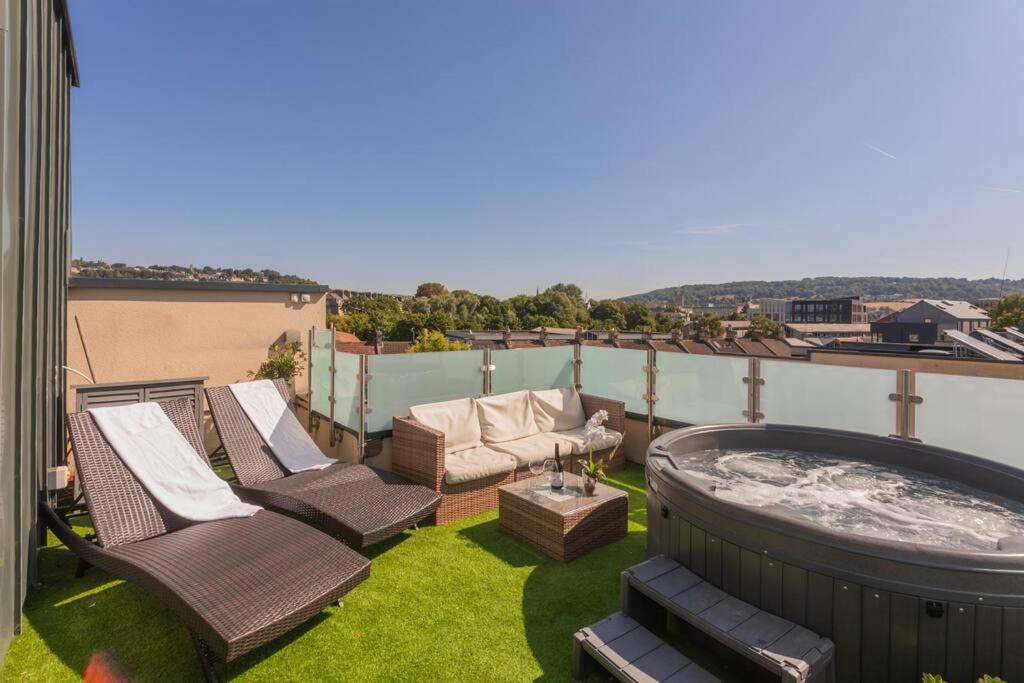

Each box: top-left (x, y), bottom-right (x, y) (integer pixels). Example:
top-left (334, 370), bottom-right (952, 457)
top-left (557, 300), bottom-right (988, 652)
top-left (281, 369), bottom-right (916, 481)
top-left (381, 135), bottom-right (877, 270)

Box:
top-left (678, 448), bottom-right (1024, 552)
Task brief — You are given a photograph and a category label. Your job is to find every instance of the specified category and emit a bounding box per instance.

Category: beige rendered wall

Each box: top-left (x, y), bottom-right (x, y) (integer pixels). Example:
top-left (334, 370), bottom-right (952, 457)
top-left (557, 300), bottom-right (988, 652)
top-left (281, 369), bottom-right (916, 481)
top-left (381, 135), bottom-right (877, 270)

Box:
top-left (66, 286), bottom-right (326, 452)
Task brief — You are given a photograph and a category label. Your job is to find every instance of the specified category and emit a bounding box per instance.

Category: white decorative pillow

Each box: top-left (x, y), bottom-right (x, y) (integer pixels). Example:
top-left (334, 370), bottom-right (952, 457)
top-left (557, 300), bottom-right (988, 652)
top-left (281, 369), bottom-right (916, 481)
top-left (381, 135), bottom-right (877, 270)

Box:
top-left (476, 391), bottom-right (540, 444)
top-left (409, 397), bottom-right (482, 454)
top-left (530, 387), bottom-right (586, 433)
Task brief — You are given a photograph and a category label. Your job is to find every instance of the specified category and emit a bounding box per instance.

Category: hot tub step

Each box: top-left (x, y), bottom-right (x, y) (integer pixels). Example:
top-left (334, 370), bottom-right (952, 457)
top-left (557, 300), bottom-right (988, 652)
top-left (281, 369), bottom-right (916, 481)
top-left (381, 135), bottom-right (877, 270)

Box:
top-left (622, 556), bottom-right (835, 683)
top-left (572, 612), bottom-right (721, 682)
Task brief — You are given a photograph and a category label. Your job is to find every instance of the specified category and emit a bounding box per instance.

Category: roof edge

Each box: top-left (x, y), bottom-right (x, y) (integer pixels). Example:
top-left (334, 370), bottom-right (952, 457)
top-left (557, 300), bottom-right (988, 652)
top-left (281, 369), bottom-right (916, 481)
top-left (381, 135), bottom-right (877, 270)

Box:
top-left (56, 0), bottom-right (80, 87)
top-left (69, 277), bottom-right (328, 294)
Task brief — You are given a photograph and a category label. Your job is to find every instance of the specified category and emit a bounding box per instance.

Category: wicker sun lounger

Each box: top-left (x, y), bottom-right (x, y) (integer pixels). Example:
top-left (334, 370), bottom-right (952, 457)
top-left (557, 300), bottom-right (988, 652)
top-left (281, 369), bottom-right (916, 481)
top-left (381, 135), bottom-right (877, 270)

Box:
top-left (47, 398), bottom-right (371, 682)
top-left (206, 379), bottom-right (441, 548)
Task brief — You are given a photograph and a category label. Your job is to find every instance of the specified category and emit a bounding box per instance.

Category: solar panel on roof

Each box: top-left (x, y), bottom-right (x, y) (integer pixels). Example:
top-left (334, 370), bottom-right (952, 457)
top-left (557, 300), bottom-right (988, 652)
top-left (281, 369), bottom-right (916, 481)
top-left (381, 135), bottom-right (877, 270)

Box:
top-left (1002, 327), bottom-right (1024, 343)
top-left (943, 330), bottom-right (1021, 362)
top-left (973, 328), bottom-right (1024, 355)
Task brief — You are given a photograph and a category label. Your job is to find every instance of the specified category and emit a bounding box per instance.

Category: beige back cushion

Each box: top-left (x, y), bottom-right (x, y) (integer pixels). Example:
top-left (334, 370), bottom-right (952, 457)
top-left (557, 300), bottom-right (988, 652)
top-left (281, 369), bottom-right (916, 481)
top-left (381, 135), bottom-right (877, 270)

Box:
top-left (530, 387), bottom-right (586, 433)
top-left (476, 391), bottom-right (540, 444)
top-left (409, 397), bottom-right (482, 454)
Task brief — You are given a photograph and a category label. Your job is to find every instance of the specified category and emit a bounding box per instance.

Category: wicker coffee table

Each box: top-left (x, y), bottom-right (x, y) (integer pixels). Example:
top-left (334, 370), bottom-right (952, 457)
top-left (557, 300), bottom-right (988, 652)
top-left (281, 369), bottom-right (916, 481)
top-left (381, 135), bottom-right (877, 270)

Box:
top-left (498, 473), bottom-right (628, 563)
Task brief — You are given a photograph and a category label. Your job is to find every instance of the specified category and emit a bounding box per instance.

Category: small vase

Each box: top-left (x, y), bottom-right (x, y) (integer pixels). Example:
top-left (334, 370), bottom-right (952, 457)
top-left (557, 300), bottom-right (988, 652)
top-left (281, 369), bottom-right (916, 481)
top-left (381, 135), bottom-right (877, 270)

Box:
top-left (584, 476), bottom-right (597, 496)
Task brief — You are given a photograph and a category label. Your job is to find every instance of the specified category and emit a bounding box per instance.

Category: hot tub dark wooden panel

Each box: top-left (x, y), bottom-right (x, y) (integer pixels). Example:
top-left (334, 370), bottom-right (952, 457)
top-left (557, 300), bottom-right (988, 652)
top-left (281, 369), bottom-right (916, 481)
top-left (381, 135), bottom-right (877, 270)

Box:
top-left (647, 423), bottom-right (1024, 682)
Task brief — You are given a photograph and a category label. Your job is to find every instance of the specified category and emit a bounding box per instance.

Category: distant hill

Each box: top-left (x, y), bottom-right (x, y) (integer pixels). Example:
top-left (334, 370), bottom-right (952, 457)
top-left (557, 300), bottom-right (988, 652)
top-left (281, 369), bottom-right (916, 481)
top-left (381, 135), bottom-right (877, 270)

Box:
top-left (621, 277), bottom-right (1024, 307)
top-left (71, 259), bottom-right (319, 286)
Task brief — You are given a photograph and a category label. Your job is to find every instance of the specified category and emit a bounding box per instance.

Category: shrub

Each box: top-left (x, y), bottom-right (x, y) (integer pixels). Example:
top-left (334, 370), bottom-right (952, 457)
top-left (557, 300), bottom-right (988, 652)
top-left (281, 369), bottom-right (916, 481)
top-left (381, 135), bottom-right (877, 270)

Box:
top-left (249, 341), bottom-right (306, 383)
top-left (406, 330), bottom-right (472, 353)
top-left (748, 315), bottom-right (781, 339)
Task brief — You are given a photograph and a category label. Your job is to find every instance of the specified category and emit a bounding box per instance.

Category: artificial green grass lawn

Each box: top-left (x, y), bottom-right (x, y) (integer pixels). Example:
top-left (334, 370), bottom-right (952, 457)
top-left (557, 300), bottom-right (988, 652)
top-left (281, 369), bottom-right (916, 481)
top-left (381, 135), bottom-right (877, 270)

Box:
top-left (1, 465), bottom-right (650, 682)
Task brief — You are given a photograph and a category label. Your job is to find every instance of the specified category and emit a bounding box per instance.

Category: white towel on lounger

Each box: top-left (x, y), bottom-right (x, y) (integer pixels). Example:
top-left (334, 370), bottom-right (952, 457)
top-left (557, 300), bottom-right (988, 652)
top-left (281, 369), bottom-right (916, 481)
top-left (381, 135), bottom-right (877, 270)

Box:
top-left (88, 402), bottom-right (261, 522)
top-left (228, 380), bottom-right (335, 473)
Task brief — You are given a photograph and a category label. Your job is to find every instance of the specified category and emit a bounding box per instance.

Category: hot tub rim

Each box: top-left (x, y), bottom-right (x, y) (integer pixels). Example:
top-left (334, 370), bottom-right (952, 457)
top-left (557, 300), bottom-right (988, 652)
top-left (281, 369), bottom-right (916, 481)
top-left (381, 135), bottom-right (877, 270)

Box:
top-left (647, 423), bottom-right (1024, 570)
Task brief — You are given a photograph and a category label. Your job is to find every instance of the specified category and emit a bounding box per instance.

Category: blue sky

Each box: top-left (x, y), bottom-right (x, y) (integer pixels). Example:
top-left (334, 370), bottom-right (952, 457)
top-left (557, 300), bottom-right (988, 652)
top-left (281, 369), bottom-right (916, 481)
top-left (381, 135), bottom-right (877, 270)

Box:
top-left (70, 1), bottom-right (1024, 298)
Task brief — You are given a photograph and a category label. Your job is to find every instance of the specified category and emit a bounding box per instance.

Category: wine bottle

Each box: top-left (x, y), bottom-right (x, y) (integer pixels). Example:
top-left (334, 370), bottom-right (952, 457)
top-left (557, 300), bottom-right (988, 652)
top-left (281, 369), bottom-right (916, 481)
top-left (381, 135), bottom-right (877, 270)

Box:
top-left (551, 444), bottom-right (564, 490)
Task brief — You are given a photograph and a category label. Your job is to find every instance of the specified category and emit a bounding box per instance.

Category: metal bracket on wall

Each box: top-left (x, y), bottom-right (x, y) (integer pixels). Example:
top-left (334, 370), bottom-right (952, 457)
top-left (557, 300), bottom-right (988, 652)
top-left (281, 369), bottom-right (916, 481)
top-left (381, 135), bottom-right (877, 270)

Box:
top-left (742, 358), bottom-right (765, 422)
top-left (889, 369), bottom-right (923, 442)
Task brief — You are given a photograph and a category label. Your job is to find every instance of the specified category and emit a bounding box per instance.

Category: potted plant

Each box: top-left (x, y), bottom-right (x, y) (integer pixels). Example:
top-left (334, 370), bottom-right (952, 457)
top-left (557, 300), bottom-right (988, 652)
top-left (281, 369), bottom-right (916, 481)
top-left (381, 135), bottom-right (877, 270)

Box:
top-left (248, 340), bottom-right (306, 394)
top-left (578, 447), bottom-right (607, 496)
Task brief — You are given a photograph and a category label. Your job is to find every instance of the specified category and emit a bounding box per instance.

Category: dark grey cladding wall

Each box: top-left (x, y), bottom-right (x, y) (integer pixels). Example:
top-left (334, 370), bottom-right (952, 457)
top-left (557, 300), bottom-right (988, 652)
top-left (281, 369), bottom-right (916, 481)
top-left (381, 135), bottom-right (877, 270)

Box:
top-left (0, 0), bottom-right (77, 661)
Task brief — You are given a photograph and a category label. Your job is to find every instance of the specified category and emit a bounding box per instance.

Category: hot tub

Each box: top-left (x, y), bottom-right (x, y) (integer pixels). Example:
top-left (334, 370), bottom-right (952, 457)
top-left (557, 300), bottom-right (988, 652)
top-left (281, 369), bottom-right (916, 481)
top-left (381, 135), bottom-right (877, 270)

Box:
top-left (646, 424), bottom-right (1024, 682)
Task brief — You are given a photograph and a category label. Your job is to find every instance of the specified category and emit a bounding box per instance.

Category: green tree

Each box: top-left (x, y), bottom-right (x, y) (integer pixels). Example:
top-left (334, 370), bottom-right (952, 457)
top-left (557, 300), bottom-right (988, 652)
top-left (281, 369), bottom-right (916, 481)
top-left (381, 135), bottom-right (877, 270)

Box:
top-left (624, 302), bottom-right (654, 330)
top-left (482, 301), bottom-right (520, 330)
top-left (990, 293), bottom-right (1024, 330)
top-left (523, 314), bottom-right (560, 329)
top-left (590, 299), bottom-right (626, 330)
top-left (694, 313), bottom-right (723, 339)
top-left (406, 330), bottom-right (472, 353)
top-left (748, 315), bottom-right (781, 339)
top-left (342, 295), bottom-right (403, 339)
top-left (334, 312), bottom-right (373, 340)
top-left (654, 312), bottom-right (685, 333)
top-left (392, 313), bottom-right (427, 341)
top-left (415, 282), bottom-right (449, 298)
top-left (424, 310), bottom-right (455, 332)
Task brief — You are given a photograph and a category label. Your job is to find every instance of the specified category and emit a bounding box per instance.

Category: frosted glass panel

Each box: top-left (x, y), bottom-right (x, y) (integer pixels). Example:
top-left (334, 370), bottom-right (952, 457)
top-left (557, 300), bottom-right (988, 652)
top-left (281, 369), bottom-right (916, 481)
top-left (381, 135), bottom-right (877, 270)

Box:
top-left (760, 361), bottom-right (895, 435)
top-left (580, 346), bottom-right (647, 414)
top-left (309, 328), bottom-right (334, 417)
top-left (915, 373), bottom-right (1024, 468)
top-left (491, 346), bottom-right (574, 394)
top-left (332, 352), bottom-right (362, 431)
top-left (656, 354), bottom-right (748, 425)
top-left (366, 351), bottom-right (485, 433)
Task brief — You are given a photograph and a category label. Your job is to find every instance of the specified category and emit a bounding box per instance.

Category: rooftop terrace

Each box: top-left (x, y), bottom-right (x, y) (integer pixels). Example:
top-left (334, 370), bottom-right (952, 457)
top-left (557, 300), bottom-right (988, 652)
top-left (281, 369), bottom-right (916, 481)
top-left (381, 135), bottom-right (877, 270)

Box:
top-left (6, 322), bottom-right (1024, 682)
top-left (3, 468), bottom-right (653, 681)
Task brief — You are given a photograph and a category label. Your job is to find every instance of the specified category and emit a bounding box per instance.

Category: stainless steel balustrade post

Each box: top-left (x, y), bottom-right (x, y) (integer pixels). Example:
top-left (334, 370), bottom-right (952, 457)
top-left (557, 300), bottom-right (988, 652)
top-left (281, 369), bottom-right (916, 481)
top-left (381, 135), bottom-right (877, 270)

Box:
top-left (307, 327), bottom-right (315, 431)
top-left (328, 325), bottom-right (337, 447)
top-left (889, 369), bottom-right (923, 441)
top-left (742, 358), bottom-right (764, 423)
top-left (643, 348), bottom-right (658, 442)
top-left (358, 354), bottom-right (369, 462)
top-left (483, 348), bottom-right (492, 395)
top-left (573, 331), bottom-right (583, 392)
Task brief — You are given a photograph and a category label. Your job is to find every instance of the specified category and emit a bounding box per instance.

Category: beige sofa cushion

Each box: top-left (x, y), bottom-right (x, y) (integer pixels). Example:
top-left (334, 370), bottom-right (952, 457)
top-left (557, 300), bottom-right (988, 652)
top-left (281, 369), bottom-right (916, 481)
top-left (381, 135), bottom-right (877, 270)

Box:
top-left (489, 432), bottom-right (577, 468)
top-left (530, 387), bottom-right (586, 433)
top-left (444, 446), bottom-right (516, 485)
top-left (475, 391), bottom-right (540, 444)
top-left (409, 397), bottom-right (482, 454)
top-left (558, 426), bottom-right (623, 455)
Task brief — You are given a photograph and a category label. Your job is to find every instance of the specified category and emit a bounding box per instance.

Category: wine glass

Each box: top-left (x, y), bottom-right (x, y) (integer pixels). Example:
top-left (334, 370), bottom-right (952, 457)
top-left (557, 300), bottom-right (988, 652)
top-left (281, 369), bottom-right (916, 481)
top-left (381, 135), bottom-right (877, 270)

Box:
top-left (529, 456), bottom-right (546, 479)
top-left (532, 456), bottom-right (548, 479)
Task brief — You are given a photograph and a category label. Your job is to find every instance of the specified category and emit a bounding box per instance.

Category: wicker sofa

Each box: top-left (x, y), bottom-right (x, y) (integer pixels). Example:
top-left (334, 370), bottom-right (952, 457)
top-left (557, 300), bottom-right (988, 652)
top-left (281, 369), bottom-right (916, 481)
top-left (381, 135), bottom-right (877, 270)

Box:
top-left (392, 387), bottom-right (625, 525)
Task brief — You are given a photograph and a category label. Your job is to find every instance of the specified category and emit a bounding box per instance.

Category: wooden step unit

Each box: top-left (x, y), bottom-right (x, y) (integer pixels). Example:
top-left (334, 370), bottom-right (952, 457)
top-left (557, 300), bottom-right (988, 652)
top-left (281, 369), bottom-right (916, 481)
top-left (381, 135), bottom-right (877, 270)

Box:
top-left (572, 612), bottom-right (720, 682)
top-left (621, 556), bottom-right (835, 683)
